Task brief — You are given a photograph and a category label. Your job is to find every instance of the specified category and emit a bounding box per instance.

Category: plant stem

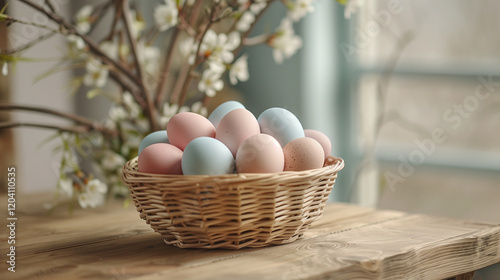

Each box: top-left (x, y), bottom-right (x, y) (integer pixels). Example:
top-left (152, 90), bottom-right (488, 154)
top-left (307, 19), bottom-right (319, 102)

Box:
top-left (0, 103), bottom-right (118, 135)
top-left (7, 17), bottom-right (60, 33)
top-left (121, 0), bottom-right (158, 131)
top-left (3, 32), bottom-right (56, 55)
top-left (0, 122), bottom-right (89, 134)
top-left (154, 27), bottom-right (180, 109)
top-left (18, 0), bottom-right (142, 92)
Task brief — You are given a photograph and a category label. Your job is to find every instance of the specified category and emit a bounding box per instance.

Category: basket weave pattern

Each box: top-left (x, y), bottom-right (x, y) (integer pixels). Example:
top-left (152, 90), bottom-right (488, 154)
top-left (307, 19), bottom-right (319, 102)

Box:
top-left (122, 156), bottom-right (344, 249)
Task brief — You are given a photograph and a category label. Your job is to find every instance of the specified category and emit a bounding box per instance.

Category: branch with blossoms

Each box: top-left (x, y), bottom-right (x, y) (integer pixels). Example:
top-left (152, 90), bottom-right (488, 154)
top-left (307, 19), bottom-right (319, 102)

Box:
top-left (0, 0), bottom-right (350, 210)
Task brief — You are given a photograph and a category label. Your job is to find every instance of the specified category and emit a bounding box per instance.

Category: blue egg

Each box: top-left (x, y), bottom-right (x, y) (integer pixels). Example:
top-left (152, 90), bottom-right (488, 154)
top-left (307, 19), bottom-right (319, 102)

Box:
top-left (208, 101), bottom-right (245, 128)
top-left (258, 107), bottom-right (304, 147)
top-left (138, 130), bottom-right (169, 155)
top-left (182, 137), bottom-right (235, 175)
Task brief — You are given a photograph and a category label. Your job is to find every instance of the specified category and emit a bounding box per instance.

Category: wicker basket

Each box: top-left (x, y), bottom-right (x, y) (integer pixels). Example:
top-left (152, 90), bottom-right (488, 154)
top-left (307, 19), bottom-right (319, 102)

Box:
top-left (122, 156), bottom-right (344, 249)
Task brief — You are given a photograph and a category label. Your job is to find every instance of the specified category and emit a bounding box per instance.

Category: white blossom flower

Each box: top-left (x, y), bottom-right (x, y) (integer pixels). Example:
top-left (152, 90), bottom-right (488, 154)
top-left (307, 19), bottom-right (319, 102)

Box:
top-left (63, 151), bottom-right (79, 169)
top-left (198, 69), bottom-right (224, 97)
top-left (237, 0), bottom-right (249, 4)
top-left (191, 101), bottom-right (208, 116)
top-left (99, 40), bottom-right (118, 60)
top-left (103, 119), bottom-right (116, 130)
top-left (207, 56), bottom-right (226, 73)
top-left (179, 106), bottom-right (191, 113)
top-left (101, 151), bottom-right (126, 171)
top-left (236, 11), bottom-right (255, 32)
top-left (78, 179), bottom-right (107, 208)
top-left (128, 10), bottom-right (146, 38)
top-left (75, 5), bottom-right (93, 34)
top-left (58, 177), bottom-right (74, 198)
top-left (154, 0), bottom-right (178, 32)
top-left (109, 105), bottom-right (128, 121)
top-left (250, 1), bottom-right (267, 14)
top-left (229, 54), bottom-right (249, 85)
top-left (163, 102), bottom-right (179, 117)
top-left (125, 134), bottom-right (141, 149)
top-left (66, 34), bottom-right (85, 52)
top-left (160, 103), bottom-right (178, 127)
top-left (137, 42), bottom-right (160, 74)
top-left (179, 0), bottom-right (196, 6)
top-left (83, 58), bottom-right (109, 88)
top-left (119, 43), bottom-right (130, 58)
top-left (200, 30), bottom-right (240, 65)
top-left (269, 18), bottom-right (303, 64)
top-left (287, 0), bottom-right (314, 22)
top-left (1, 62), bottom-right (7, 76)
top-left (123, 92), bottom-right (141, 118)
top-left (179, 36), bottom-right (195, 58)
top-left (344, 0), bottom-right (365, 18)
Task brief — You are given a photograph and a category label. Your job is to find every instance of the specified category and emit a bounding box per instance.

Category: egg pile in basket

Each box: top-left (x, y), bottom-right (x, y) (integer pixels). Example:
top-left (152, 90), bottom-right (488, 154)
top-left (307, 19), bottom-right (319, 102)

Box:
top-left (122, 101), bottom-right (344, 249)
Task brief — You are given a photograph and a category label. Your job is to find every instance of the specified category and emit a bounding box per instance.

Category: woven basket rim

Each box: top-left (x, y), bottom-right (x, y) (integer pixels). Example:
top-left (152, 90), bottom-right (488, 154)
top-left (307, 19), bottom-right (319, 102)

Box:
top-left (122, 156), bottom-right (344, 181)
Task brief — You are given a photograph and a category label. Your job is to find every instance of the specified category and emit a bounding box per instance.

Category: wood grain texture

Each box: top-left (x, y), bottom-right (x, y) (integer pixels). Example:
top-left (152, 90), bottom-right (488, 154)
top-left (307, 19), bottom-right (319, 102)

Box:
top-left (0, 194), bottom-right (499, 280)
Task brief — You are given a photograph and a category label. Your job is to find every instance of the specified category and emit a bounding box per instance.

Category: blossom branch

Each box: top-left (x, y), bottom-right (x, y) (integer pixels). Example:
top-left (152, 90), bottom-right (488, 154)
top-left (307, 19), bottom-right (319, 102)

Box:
top-left (233, 1), bottom-right (272, 55)
top-left (0, 122), bottom-right (91, 134)
top-left (2, 32), bottom-right (56, 55)
top-left (5, 16), bottom-right (60, 33)
top-left (0, 103), bottom-right (118, 135)
top-left (243, 33), bottom-right (271, 46)
top-left (121, 0), bottom-right (159, 131)
top-left (18, 0), bottom-right (142, 92)
top-left (154, 26), bottom-right (180, 109)
top-left (0, 103), bottom-right (96, 126)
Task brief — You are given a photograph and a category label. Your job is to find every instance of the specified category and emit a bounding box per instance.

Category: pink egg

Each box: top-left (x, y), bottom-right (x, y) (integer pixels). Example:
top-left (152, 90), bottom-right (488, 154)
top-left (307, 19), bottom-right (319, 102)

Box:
top-left (216, 108), bottom-right (260, 157)
top-left (167, 112), bottom-right (216, 150)
top-left (236, 134), bottom-right (284, 173)
top-left (304, 129), bottom-right (332, 159)
top-left (283, 137), bottom-right (324, 171)
top-left (138, 143), bottom-right (183, 174)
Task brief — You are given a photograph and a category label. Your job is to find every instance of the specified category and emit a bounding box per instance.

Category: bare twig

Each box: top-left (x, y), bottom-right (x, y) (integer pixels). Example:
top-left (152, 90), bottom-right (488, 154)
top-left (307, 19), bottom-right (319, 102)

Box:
top-left (18, 0), bottom-right (142, 90)
top-left (0, 103), bottom-right (95, 126)
top-left (154, 27), bottom-right (180, 109)
top-left (3, 32), bottom-right (56, 55)
top-left (6, 17), bottom-right (60, 33)
top-left (44, 0), bottom-right (56, 12)
top-left (121, 0), bottom-right (159, 131)
top-left (0, 121), bottom-right (89, 134)
top-left (0, 103), bottom-right (118, 136)
top-left (105, 0), bottom-right (123, 41)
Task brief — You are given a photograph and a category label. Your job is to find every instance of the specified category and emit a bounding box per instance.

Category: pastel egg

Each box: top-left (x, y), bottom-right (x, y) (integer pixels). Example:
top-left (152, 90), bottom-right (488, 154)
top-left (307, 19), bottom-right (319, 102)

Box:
top-left (138, 143), bottom-right (183, 174)
top-left (283, 137), bottom-right (324, 171)
top-left (258, 107), bottom-right (304, 147)
top-left (182, 137), bottom-right (235, 175)
top-left (236, 134), bottom-right (284, 173)
top-left (304, 129), bottom-right (332, 159)
top-left (216, 108), bottom-right (260, 157)
top-left (208, 101), bottom-right (245, 128)
top-left (138, 130), bottom-right (169, 155)
top-left (167, 112), bottom-right (216, 150)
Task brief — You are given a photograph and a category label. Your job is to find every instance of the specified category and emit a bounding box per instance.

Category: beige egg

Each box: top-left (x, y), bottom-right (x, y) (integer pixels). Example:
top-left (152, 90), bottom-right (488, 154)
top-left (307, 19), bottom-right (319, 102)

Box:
top-left (304, 129), bottom-right (332, 159)
top-left (283, 137), bottom-right (325, 171)
top-left (236, 134), bottom-right (284, 173)
top-left (216, 108), bottom-right (260, 157)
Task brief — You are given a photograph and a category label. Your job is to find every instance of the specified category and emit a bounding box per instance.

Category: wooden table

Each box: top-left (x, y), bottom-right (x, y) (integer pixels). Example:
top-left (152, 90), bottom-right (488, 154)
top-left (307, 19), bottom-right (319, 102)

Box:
top-left (1, 194), bottom-right (499, 280)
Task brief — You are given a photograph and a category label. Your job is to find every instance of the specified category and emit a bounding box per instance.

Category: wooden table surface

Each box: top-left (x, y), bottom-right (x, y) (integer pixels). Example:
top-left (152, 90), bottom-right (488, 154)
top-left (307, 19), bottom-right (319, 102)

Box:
top-left (1, 194), bottom-right (499, 280)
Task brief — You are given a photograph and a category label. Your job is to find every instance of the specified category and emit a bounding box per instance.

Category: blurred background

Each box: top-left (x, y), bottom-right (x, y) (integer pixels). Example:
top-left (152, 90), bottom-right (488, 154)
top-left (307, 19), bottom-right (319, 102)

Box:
top-left (1, 0), bottom-right (499, 278)
top-left (2, 0), bottom-right (500, 218)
